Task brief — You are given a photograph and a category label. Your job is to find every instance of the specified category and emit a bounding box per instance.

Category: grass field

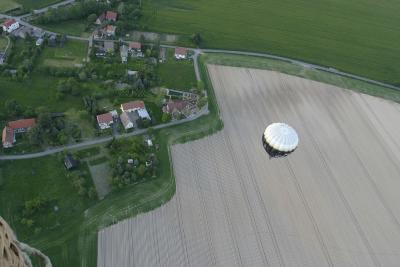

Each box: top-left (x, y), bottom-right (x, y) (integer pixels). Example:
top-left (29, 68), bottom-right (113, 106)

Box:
top-left (0, 0), bottom-right (21, 12)
top-left (0, 155), bottom-right (96, 266)
top-left (38, 40), bottom-right (88, 68)
top-left (141, 0), bottom-right (400, 85)
top-left (38, 19), bottom-right (91, 37)
top-left (15, 0), bottom-right (62, 10)
top-left (157, 48), bottom-right (197, 90)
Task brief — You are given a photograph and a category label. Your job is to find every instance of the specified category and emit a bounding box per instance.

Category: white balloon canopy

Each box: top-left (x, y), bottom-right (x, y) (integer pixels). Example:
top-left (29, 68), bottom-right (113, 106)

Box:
top-left (263, 123), bottom-right (299, 153)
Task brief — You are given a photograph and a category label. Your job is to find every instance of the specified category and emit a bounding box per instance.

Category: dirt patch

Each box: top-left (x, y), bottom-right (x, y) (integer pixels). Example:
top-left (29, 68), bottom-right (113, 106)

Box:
top-left (89, 162), bottom-right (111, 200)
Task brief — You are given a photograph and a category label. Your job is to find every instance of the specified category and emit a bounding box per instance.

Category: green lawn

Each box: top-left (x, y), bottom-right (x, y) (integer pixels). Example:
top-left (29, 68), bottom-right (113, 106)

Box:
top-left (0, 0), bottom-right (20, 12)
top-left (0, 75), bottom-right (86, 113)
top-left (38, 40), bottom-right (88, 68)
top-left (38, 19), bottom-right (91, 37)
top-left (157, 48), bottom-right (197, 90)
top-left (0, 155), bottom-right (96, 266)
top-left (0, 36), bottom-right (9, 51)
top-left (16, 0), bottom-right (62, 10)
top-left (141, 0), bottom-right (400, 85)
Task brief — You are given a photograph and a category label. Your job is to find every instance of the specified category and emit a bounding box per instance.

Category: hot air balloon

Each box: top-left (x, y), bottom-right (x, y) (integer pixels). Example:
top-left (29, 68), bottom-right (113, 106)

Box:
top-left (262, 123), bottom-right (299, 158)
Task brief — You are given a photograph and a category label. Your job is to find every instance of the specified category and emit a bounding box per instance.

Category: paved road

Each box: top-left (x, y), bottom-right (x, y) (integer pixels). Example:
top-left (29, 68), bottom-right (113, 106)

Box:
top-left (0, 107), bottom-right (208, 160)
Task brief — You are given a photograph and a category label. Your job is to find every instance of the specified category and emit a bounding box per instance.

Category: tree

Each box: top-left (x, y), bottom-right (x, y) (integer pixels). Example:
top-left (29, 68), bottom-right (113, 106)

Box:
top-left (87, 13), bottom-right (97, 24)
top-left (191, 33), bottom-right (202, 46)
top-left (197, 96), bottom-right (208, 109)
top-left (4, 99), bottom-right (22, 117)
top-left (161, 112), bottom-right (171, 123)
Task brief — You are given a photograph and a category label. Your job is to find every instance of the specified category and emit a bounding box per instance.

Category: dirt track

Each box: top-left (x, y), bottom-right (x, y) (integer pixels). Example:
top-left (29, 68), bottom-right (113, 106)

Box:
top-left (98, 65), bottom-right (400, 266)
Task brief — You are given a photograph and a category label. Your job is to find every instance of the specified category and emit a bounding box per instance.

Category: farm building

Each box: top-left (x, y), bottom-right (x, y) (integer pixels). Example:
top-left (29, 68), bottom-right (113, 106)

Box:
top-left (2, 19), bottom-right (19, 33)
top-left (96, 112), bottom-right (114, 130)
top-left (174, 47), bottom-right (187, 59)
top-left (2, 118), bottom-right (35, 148)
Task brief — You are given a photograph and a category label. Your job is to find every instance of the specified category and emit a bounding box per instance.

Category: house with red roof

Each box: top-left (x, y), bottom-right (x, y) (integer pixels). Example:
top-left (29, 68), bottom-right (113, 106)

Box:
top-left (104, 25), bottom-right (116, 36)
top-left (2, 118), bottom-right (35, 148)
top-left (120, 101), bottom-right (151, 120)
top-left (105, 11), bottom-right (118, 22)
top-left (174, 47), bottom-right (187, 59)
top-left (163, 100), bottom-right (191, 116)
top-left (96, 112), bottom-right (114, 130)
top-left (128, 42), bottom-right (141, 52)
top-left (2, 19), bottom-right (19, 33)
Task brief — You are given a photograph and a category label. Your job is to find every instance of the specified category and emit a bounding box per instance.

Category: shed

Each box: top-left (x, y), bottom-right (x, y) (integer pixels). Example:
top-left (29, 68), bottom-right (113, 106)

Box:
top-left (64, 155), bottom-right (78, 170)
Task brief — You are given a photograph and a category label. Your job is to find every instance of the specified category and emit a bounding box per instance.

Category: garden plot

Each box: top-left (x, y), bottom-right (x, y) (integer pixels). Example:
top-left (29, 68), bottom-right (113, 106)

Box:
top-left (88, 162), bottom-right (111, 200)
top-left (98, 65), bottom-right (400, 266)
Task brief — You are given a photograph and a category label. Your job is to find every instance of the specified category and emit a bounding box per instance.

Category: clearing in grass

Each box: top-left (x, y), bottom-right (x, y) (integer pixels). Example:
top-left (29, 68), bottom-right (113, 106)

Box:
top-left (38, 40), bottom-right (88, 68)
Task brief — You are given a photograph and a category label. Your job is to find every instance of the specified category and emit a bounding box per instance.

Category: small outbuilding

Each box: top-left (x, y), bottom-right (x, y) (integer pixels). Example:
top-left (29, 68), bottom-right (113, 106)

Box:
top-left (64, 155), bottom-right (78, 170)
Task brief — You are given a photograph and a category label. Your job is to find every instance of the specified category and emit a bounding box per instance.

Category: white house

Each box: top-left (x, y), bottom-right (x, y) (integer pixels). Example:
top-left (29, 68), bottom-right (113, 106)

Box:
top-left (2, 19), bottom-right (19, 33)
top-left (96, 112), bottom-right (113, 130)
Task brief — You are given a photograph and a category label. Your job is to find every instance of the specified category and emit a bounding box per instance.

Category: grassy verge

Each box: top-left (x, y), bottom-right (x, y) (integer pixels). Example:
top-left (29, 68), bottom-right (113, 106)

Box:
top-left (16, 0), bottom-right (62, 10)
top-left (203, 53), bottom-right (400, 104)
top-left (0, 0), bottom-right (21, 12)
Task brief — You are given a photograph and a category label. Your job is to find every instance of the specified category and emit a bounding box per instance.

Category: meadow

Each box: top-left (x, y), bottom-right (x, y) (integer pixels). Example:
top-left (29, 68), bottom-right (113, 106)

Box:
top-left (38, 19), bottom-right (91, 37)
top-left (0, 0), bottom-right (21, 12)
top-left (141, 0), bottom-right (400, 85)
top-left (38, 40), bottom-right (88, 68)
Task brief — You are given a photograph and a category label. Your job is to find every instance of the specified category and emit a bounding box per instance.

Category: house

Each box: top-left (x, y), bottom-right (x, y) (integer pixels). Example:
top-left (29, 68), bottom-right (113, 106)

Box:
top-left (2, 118), bottom-right (35, 148)
top-left (159, 47), bottom-right (166, 63)
top-left (105, 11), bottom-right (118, 22)
top-left (137, 108), bottom-right (151, 120)
top-left (120, 111), bottom-right (140, 130)
top-left (103, 41), bottom-right (114, 53)
top-left (2, 19), bottom-right (19, 33)
top-left (64, 155), bottom-right (77, 170)
top-left (2, 127), bottom-right (14, 148)
top-left (128, 42), bottom-right (141, 52)
top-left (8, 118), bottom-right (36, 133)
top-left (120, 45), bottom-right (128, 63)
top-left (96, 112), bottom-right (113, 130)
top-left (163, 100), bottom-right (191, 116)
top-left (104, 25), bottom-right (116, 37)
top-left (121, 100), bottom-right (145, 113)
top-left (174, 47), bottom-right (187, 59)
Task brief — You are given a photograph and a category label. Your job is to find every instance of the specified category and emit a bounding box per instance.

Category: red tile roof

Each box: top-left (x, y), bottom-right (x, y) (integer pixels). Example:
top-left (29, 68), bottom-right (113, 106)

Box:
top-left (96, 112), bottom-right (113, 124)
top-left (105, 11), bottom-right (118, 20)
top-left (121, 101), bottom-right (145, 111)
top-left (3, 19), bottom-right (17, 28)
top-left (165, 100), bottom-right (189, 112)
top-left (2, 127), bottom-right (13, 145)
top-left (8, 118), bottom-right (35, 130)
top-left (175, 47), bottom-right (187, 56)
top-left (129, 42), bottom-right (141, 50)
